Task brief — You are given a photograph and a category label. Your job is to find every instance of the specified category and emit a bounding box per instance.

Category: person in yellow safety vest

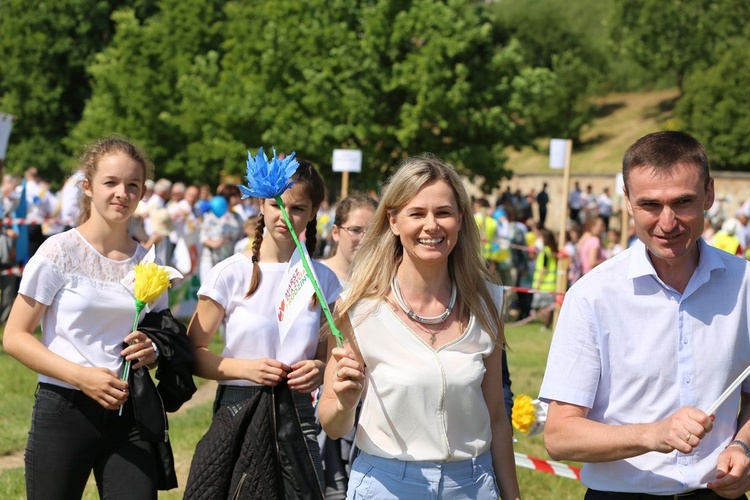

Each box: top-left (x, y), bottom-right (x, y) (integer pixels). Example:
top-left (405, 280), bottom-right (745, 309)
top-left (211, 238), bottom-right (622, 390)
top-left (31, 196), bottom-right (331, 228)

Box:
top-left (711, 218), bottom-right (743, 257)
top-left (531, 228), bottom-right (558, 328)
top-left (473, 197), bottom-right (498, 265)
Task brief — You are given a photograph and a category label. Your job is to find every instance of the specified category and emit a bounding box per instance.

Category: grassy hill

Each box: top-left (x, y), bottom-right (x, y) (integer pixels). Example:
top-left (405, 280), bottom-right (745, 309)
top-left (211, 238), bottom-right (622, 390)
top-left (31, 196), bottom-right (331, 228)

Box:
top-left (506, 87), bottom-right (681, 176)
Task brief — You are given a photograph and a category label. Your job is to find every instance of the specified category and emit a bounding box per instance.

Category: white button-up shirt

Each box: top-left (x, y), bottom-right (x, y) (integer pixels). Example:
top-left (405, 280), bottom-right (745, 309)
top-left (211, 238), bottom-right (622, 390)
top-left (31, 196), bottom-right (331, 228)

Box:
top-left (540, 239), bottom-right (750, 494)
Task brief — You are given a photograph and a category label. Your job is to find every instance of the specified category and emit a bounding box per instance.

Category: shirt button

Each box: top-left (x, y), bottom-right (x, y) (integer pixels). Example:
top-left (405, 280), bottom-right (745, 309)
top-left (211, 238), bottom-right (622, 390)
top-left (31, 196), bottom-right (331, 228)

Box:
top-left (685, 377), bottom-right (692, 384)
top-left (683, 338), bottom-right (688, 344)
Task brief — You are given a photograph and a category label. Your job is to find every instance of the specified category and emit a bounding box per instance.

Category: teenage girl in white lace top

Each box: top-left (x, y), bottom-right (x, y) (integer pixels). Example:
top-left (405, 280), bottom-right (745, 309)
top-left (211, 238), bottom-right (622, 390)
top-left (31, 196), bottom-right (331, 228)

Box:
top-left (318, 156), bottom-right (521, 500)
top-left (3, 138), bottom-right (165, 499)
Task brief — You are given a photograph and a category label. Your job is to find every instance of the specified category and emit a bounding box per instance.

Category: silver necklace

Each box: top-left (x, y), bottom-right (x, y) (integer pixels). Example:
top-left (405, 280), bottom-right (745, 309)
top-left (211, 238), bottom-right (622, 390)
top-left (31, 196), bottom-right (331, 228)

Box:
top-left (391, 276), bottom-right (457, 325)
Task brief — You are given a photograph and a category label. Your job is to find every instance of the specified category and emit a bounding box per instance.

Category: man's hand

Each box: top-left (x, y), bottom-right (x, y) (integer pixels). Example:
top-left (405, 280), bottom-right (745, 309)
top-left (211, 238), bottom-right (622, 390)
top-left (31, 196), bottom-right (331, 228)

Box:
top-left (647, 406), bottom-right (713, 454)
top-left (708, 444), bottom-right (750, 498)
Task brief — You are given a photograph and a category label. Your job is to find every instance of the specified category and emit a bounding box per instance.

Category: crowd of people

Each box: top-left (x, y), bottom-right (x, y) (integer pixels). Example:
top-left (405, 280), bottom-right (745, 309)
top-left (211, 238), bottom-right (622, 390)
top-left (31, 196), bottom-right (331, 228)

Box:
top-left (3, 130), bottom-right (750, 499)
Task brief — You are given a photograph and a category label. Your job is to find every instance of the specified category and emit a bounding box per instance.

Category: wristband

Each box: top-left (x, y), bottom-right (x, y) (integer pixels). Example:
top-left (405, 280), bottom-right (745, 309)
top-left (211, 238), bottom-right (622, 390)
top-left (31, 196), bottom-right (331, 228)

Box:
top-left (727, 439), bottom-right (750, 457)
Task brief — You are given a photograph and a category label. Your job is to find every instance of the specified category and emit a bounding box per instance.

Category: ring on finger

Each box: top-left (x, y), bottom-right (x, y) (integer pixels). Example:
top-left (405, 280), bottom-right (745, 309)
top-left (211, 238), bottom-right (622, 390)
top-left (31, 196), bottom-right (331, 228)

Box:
top-left (685, 432), bottom-right (692, 443)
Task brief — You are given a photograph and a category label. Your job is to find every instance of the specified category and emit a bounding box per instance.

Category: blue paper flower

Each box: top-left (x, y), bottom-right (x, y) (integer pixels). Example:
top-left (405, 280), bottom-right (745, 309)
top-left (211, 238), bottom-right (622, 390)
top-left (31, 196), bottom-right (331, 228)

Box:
top-left (238, 147), bottom-right (300, 199)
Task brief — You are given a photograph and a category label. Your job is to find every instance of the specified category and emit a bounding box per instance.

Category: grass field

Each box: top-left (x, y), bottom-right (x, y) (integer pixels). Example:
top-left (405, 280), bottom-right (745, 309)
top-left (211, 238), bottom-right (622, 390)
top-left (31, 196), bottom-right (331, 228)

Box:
top-left (0, 320), bottom-right (585, 498)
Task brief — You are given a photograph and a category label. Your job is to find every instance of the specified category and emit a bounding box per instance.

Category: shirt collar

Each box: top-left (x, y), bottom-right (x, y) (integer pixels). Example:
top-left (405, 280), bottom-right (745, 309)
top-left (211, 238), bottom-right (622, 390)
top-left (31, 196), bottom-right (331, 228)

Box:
top-left (627, 238), bottom-right (726, 289)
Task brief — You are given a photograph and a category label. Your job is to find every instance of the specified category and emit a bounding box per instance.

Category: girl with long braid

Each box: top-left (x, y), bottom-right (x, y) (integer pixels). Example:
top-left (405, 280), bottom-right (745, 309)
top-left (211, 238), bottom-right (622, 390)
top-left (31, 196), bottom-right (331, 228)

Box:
top-left (186, 159), bottom-right (341, 498)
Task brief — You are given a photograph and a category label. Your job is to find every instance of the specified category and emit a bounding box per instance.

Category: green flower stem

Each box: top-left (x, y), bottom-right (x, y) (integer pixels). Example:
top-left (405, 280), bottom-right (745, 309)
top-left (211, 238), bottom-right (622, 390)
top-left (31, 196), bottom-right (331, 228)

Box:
top-left (276, 196), bottom-right (344, 347)
top-left (120, 299), bottom-right (146, 383)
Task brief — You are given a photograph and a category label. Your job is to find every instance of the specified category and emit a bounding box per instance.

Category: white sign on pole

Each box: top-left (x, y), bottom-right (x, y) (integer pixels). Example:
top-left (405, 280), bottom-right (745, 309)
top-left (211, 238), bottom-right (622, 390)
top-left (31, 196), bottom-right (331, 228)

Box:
top-left (549, 138), bottom-right (567, 169)
top-left (615, 172), bottom-right (625, 193)
top-left (332, 149), bottom-right (362, 173)
top-left (0, 113), bottom-right (13, 160)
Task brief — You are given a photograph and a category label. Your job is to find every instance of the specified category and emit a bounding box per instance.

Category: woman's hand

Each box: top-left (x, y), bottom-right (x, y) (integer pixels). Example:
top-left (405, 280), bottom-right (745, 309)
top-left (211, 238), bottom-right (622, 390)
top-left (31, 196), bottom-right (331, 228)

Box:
top-left (245, 358), bottom-right (291, 386)
top-left (330, 347), bottom-right (365, 411)
top-left (122, 331), bottom-right (158, 370)
top-left (288, 359), bottom-right (325, 393)
top-left (75, 366), bottom-right (129, 410)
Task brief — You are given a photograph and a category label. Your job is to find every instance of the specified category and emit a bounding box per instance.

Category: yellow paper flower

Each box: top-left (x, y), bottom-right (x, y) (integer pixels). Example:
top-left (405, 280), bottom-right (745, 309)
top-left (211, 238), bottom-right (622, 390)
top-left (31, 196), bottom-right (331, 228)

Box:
top-left (512, 394), bottom-right (537, 434)
top-left (133, 261), bottom-right (172, 305)
top-left (119, 246), bottom-right (183, 398)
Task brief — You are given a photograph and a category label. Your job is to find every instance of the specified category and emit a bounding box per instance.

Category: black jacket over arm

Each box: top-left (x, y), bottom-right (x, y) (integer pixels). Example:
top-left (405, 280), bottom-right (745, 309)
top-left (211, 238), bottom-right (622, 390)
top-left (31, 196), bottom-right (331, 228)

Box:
top-left (129, 308), bottom-right (197, 490)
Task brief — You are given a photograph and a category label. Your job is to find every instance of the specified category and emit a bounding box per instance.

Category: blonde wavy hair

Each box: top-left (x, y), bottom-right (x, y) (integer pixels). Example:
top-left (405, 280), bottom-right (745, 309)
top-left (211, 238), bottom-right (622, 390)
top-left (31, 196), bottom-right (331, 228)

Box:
top-left (339, 154), bottom-right (504, 344)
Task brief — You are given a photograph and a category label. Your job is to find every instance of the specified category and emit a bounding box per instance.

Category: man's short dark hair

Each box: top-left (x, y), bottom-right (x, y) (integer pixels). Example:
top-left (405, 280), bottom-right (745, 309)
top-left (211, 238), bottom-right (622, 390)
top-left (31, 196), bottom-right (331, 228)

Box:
top-left (622, 131), bottom-right (710, 190)
top-left (475, 197), bottom-right (490, 209)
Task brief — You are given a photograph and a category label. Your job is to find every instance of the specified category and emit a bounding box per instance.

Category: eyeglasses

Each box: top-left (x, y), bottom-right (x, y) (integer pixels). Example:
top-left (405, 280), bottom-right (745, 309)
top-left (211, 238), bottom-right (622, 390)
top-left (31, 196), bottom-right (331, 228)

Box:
top-left (339, 226), bottom-right (368, 237)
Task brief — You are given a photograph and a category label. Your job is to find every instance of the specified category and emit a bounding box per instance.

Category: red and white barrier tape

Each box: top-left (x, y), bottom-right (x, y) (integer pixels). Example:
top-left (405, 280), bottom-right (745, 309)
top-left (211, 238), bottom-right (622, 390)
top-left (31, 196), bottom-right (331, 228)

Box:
top-left (514, 452), bottom-right (581, 481)
top-left (1, 266), bottom-right (23, 276)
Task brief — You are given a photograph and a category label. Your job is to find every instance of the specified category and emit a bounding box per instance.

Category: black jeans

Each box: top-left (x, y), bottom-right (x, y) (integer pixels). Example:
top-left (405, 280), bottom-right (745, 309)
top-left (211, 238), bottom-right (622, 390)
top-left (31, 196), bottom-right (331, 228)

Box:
top-left (25, 383), bottom-right (158, 500)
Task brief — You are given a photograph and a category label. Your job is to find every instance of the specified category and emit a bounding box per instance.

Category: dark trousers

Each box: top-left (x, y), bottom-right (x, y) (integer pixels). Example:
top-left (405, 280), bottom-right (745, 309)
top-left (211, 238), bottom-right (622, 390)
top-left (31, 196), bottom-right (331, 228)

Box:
top-left (539, 207), bottom-right (547, 228)
top-left (26, 383), bottom-right (158, 500)
top-left (0, 273), bottom-right (19, 323)
top-left (586, 488), bottom-right (747, 500)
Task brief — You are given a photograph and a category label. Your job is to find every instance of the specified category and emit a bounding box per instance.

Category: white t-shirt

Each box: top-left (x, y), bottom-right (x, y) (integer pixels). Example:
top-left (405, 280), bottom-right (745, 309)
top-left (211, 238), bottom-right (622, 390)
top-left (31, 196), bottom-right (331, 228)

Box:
top-left (19, 230), bottom-right (168, 389)
top-left (198, 253), bottom-right (342, 386)
top-left (59, 171), bottom-right (85, 227)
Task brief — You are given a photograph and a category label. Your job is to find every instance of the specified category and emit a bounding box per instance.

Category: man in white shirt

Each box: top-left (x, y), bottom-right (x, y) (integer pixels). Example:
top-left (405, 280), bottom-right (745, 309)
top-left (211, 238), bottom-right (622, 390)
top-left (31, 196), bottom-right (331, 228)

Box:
top-left (540, 131), bottom-right (750, 499)
top-left (596, 186), bottom-right (613, 231)
top-left (569, 181), bottom-right (583, 224)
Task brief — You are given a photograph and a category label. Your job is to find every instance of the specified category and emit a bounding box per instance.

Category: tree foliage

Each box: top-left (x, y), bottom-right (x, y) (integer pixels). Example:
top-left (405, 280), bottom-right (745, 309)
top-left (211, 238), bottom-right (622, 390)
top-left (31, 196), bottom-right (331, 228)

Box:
top-left (610, 0), bottom-right (750, 92)
top-left (66, 0), bottom-right (227, 183)
top-left (67, 0), bottom-right (562, 190)
top-left (0, 0), bottom-right (144, 178)
top-left (489, 0), bottom-right (608, 142)
top-left (675, 44), bottom-right (750, 169)
top-left (11, 0), bottom-right (748, 190)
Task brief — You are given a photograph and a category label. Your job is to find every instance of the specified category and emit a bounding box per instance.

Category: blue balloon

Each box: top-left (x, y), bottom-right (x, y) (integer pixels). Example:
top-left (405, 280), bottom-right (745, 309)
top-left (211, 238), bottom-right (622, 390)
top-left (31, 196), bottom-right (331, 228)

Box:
top-left (210, 196), bottom-right (228, 217)
top-left (197, 199), bottom-right (212, 215)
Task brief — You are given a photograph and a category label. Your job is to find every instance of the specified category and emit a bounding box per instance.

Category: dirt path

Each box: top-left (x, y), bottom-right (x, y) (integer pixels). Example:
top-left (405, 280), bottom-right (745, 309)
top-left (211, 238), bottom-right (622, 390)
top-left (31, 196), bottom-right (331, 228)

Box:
top-left (0, 380), bottom-right (218, 474)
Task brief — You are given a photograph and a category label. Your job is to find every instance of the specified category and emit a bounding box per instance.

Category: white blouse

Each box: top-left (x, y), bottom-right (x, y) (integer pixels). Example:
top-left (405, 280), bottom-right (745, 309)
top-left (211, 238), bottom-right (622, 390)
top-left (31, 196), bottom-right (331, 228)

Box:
top-left (198, 253), bottom-right (342, 386)
top-left (350, 284), bottom-right (501, 462)
top-left (19, 230), bottom-right (167, 389)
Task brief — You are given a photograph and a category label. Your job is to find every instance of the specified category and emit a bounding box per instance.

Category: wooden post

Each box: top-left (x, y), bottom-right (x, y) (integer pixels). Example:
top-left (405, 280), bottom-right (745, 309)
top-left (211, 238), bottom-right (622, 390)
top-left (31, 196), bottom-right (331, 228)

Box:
top-left (341, 171), bottom-right (349, 200)
top-left (553, 139), bottom-right (573, 330)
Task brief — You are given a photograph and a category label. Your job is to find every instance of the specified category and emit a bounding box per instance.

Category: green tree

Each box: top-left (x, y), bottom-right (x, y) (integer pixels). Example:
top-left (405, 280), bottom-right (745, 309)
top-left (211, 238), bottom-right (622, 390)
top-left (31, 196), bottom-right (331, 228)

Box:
top-left (0, 0), bottom-right (145, 181)
top-left (67, 0), bottom-right (227, 183)
top-left (610, 0), bottom-right (750, 92)
top-left (67, 0), bottom-right (561, 190)
top-left (489, 1), bottom-right (608, 141)
top-left (218, 0), bottom-right (556, 190)
top-left (675, 44), bottom-right (750, 169)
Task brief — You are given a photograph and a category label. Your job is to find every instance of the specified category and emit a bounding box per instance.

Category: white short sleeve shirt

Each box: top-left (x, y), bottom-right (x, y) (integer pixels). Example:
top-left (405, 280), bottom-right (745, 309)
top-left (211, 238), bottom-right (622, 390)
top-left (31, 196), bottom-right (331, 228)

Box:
top-left (198, 253), bottom-right (342, 386)
top-left (540, 239), bottom-right (750, 493)
top-left (19, 230), bottom-right (168, 389)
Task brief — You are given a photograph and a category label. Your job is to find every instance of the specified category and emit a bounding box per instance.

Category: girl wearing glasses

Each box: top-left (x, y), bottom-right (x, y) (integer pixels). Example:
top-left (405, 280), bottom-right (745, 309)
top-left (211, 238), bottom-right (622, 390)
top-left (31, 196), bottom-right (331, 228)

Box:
top-left (321, 194), bottom-right (378, 284)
